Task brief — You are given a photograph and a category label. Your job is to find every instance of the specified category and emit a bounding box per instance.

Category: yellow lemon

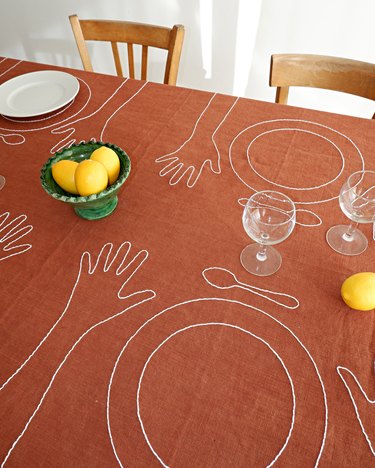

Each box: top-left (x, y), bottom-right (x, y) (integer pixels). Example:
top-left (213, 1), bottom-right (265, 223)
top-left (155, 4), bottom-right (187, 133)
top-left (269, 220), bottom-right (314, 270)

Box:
top-left (341, 272), bottom-right (375, 311)
top-left (90, 146), bottom-right (120, 185)
top-left (51, 160), bottom-right (79, 195)
top-left (74, 159), bottom-right (108, 196)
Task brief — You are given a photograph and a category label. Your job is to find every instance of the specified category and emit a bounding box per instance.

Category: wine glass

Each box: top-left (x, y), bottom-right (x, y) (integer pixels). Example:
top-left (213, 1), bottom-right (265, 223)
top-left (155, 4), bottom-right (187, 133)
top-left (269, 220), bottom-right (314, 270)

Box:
top-left (240, 190), bottom-right (296, 276)
top-left (326, 170), bottom-right (375, 255)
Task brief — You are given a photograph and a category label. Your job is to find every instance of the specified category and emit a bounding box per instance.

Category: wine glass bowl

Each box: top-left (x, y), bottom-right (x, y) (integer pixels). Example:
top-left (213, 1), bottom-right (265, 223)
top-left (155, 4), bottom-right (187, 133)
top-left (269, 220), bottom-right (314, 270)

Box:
top-left (240, 191), bottom-right (296, 276)
top-left (326, 170), bottom-right (375, 255)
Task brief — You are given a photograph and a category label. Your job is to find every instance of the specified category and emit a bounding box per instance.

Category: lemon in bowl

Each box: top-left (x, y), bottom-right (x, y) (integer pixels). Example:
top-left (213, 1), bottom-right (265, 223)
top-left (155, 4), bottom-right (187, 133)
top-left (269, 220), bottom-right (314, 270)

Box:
top-left (40, 141), bottom-right (131, 220)
top-left (90, 146), bottom-right (120, 185)
top-left (75, 159), bottom-right (109, 196)
top-left (51, 160), bottom-right (79, 195)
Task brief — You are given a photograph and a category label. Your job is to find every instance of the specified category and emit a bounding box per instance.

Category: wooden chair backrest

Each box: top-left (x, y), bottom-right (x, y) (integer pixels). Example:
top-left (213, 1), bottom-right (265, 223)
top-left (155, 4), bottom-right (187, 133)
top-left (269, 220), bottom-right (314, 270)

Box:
top-left (269, 54), bottom-right (375, 118)
top-left (69, 14), bottom-right (185, 85)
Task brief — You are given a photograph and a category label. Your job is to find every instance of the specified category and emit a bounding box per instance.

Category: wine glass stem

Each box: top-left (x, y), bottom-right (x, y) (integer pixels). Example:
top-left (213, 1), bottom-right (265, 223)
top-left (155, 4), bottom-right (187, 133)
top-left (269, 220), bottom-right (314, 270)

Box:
top-left (343, 222), bottom-right (358, 242)
top-left (256, 244), bottom-right (268, 262)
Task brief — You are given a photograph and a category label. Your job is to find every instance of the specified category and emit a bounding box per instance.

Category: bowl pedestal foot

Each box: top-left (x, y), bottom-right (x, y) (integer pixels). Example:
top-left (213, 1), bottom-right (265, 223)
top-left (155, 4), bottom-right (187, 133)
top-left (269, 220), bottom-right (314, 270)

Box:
top-left (74, 196), bottom-right (118, 220)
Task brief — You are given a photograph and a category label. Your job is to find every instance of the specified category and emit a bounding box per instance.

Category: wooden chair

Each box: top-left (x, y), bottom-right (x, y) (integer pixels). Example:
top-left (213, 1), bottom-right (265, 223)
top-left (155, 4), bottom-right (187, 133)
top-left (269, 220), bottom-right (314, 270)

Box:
top-left (269, 54), bottom-right (375, 118)
top-left (69, 14), bottom-right (185, 85)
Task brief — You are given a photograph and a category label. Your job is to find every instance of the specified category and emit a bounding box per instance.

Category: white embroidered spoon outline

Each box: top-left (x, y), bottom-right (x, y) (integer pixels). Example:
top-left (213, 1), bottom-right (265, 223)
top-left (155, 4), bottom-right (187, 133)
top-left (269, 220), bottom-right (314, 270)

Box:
top-left (202, 267), bottom-right (299, 309)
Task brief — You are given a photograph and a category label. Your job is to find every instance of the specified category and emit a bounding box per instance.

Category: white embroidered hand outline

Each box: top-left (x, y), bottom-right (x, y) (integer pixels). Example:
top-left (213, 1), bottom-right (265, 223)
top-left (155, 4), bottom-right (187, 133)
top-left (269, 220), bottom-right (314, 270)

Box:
top-left (0, 241), bottom-right (156, 465)
top-left (337, 366), bottom-right (375, 457)
top-left (0, 212), bottom-right (33, 262)
top-left (1, 241), bottom-right (156, 391)
top-left (155, 95), bottom-right (239, 188)
top-left (70, 241), bottom-right (156, 321)
top-left (50, 80), bottom-right (147, 154)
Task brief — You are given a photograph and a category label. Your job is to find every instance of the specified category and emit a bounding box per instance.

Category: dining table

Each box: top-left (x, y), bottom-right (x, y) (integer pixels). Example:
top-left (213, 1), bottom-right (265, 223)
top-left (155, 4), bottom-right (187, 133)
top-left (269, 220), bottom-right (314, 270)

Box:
top-left (0, 56), bottom-right (374, 467)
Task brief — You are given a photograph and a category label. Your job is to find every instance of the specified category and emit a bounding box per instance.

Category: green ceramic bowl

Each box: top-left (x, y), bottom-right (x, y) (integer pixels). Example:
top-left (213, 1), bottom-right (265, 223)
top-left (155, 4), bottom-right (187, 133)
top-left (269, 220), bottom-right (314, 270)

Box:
top-left (40, 141), bottom-right (131, 220)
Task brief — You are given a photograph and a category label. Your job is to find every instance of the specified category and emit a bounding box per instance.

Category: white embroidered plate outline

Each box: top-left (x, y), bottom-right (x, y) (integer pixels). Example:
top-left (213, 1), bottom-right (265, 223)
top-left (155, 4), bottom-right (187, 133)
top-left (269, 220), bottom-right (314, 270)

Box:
top-left (0, 212), bottom-right (33, 261)
top-left (228, 119), bottom-right (365, 206)
top-left (2, 98), bottom-right (76, 124)
top-left (245, 128), bottom-right (345, 191)
top-left (0, 242), bottom-right (156, 467)
top-left (107, 269), bottom-right (328, 468)
top-left (137, 322), bottom-right (296, 468)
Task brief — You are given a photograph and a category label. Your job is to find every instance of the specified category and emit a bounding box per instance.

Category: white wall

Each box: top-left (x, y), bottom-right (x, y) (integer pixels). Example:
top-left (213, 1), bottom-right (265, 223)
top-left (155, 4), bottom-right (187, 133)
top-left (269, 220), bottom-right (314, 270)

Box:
top-left (1, 0), bottom-right (374, 118)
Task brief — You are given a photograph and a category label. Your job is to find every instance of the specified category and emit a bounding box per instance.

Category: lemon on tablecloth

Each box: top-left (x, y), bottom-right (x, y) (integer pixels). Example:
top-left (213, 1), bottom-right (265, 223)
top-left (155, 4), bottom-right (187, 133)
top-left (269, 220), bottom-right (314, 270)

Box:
top-left (90, 146), bottom-right (120, 185)
top-left (51, 160), bottom-right (79, 195)
top-left (75, 159), bottom-right (108, 196)
top-left (341, 272), bottom-right (375, 311)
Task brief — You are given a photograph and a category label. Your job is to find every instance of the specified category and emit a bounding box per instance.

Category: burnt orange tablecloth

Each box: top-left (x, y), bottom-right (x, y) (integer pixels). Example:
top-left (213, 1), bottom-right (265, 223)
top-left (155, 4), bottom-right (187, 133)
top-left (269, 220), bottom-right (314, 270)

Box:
top-left (0, 57), bottom-right (374, 467)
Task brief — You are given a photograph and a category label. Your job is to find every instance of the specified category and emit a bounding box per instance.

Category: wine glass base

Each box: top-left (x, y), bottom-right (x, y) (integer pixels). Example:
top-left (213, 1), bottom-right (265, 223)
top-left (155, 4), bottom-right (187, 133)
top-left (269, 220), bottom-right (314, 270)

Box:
top-left (326, 225), bottom-right (368, 256)
top-left (0, 175), bottom-right (5, 191)
top-left (240, 244), bottom-right (282, 276)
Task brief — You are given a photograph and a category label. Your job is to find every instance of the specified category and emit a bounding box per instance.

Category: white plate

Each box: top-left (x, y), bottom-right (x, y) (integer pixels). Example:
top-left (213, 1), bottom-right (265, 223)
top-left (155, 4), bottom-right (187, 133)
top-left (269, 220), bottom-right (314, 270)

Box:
top-left (0, 70), bottom-right (80, 117)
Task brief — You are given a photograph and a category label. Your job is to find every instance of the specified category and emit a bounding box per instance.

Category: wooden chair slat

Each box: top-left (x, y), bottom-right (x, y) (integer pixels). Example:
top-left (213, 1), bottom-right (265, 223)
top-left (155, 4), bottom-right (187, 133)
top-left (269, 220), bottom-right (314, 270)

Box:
top-left (269, 54), bottom-right (375, 118)
top-left (69, 14), bottom-right (185, 85)
top-left (111, 42), bottom-right (123, 77)
top-left (141, 45), bottom-right (148, 81)
top-left (127, 43), bottom-right (135, 79)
